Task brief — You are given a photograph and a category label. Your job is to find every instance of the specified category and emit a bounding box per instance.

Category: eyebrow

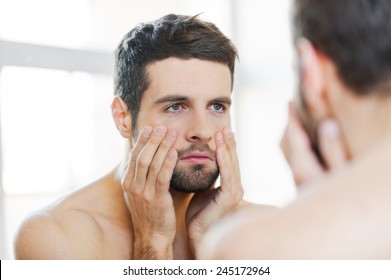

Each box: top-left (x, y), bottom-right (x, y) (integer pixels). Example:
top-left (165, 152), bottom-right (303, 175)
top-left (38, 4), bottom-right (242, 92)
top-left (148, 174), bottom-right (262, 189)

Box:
top-left (210, 96), bottom-right (232, 106)
top-left (155, 95), bottom-right (189, 104)
top-left (154, 95), bottom-right (232, 106)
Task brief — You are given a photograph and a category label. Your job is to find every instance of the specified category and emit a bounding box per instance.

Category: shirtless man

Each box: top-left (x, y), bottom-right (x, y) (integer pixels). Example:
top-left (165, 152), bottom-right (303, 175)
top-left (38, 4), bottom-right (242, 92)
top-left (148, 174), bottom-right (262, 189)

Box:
top-left (14, 14), bottom-right (245, 259)
top-left (198, 0), bottom-right (391, 259)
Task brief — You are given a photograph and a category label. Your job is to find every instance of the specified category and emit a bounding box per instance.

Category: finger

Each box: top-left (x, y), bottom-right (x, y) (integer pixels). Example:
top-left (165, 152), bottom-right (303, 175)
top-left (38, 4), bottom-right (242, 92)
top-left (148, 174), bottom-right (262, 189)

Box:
top-left (280, 103), bottom-right (319, 166)
top-left (280, 103), bottom-right (323, 185)
top-left (318, 119), bottom-right (348, 170)
top-left (221, 128), bottom-right (243, 200)
top-left (222, 128), bottom-right (240, 177)
top-left (280, 103), bottom-right (312, 158)
top-left (145, 128), bottom-right (177, 195)
top-left (155, 148), bottom-right (178, 196)
top-left (123, 126), bottom-right (153, 191)
top-left (215, 131), bottom-right (234, 194)
top-left (133, 126), bottom-right (167, 192)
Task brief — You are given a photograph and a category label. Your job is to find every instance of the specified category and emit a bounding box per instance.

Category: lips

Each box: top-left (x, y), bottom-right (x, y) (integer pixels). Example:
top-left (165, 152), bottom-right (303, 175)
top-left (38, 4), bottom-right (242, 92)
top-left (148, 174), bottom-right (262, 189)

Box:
top-left (180, 151), bottom-right (213, 164)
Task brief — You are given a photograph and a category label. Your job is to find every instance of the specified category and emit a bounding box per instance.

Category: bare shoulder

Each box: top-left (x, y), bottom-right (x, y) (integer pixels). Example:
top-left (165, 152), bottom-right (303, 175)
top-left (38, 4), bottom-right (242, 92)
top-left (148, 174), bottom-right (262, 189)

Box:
top-left (14, 204), bottom-right (103, 259)
top-left (238, 199), bottom-right (278, 212)
top-left (14, 172), bottom-right (133, 260)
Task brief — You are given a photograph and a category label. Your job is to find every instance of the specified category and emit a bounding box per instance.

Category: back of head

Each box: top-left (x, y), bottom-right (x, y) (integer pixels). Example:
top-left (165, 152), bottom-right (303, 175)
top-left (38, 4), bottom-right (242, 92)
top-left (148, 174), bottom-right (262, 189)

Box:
top-left (114, 14), bottom-right (238, 129)
top-left (293, 0), bottom-right (391, 95)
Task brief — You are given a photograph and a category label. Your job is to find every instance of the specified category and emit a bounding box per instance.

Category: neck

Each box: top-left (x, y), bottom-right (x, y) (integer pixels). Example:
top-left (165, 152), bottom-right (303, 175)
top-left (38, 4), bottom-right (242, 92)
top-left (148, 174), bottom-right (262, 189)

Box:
top-left (171, 189), bottom-right (195, 259)
top-left (336, 93), bottom-right (391, 158)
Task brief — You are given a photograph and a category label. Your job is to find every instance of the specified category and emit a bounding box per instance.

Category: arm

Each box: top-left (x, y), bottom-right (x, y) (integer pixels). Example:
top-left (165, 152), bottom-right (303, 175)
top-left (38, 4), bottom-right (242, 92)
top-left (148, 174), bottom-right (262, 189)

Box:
top-left (121, 126), bottom-right (178, 259)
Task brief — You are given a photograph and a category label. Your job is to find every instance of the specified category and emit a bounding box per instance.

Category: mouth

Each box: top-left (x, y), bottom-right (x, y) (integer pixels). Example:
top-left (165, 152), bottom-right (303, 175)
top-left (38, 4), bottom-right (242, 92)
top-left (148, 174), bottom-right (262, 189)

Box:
top-left (180, 151), bottom-right (213, 164)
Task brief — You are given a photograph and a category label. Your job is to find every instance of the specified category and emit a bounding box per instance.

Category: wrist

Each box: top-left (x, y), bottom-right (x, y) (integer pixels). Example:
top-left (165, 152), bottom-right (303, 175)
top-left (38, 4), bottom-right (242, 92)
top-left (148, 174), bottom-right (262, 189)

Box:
top-left (133, 238), bottom-right (174, 260)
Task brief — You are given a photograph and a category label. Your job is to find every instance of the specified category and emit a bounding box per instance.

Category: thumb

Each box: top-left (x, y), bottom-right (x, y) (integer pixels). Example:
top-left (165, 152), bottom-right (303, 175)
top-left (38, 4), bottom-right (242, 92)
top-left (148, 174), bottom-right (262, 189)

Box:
top-left (318, 119), bottom-right (348, 171)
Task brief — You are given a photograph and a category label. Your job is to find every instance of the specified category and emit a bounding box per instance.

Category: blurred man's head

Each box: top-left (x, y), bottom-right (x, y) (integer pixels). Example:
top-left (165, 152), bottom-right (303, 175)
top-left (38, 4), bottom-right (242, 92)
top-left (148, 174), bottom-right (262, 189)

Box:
top-left (292, 0), bottom-right (391, 157)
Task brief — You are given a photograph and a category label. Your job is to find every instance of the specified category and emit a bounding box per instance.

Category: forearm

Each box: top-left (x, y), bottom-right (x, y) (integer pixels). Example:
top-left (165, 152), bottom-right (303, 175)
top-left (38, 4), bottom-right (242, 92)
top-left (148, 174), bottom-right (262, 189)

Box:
top-left (133, 239), bottom-right (174, 260)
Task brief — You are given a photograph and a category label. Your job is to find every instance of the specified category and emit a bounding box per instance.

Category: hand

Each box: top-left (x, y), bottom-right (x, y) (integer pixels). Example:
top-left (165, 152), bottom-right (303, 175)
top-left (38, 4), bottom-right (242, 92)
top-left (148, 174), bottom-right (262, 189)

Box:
top-left (280, 102), bottom-right (348, 186)
top-left (186, 127), bottom-right (244, 255)
top-left (121, 126), bottom-right (178, 259)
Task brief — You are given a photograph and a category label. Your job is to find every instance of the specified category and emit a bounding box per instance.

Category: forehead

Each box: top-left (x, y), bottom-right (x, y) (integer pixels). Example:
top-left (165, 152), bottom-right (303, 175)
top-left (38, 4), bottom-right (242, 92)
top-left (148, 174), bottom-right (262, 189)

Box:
top-left (143, 57), bottom-right (232, 103)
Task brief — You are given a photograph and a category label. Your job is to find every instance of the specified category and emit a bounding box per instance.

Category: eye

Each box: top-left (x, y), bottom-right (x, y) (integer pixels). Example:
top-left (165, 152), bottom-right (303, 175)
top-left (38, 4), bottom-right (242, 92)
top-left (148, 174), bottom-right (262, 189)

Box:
top-left (210, 103), bottom-right (225, 112)
top-left (169, 104), bottom-right (181, 111)
top-left (165, 103), bottom-right (186, 112)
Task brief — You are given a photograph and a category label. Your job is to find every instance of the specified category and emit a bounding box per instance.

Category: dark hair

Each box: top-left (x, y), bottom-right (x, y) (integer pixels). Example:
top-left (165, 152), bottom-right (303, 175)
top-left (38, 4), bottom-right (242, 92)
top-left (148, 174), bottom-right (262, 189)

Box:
top-left (114, 14), bottom-right (238, 130)
top-left (293, 0), bottom-right (391, 95)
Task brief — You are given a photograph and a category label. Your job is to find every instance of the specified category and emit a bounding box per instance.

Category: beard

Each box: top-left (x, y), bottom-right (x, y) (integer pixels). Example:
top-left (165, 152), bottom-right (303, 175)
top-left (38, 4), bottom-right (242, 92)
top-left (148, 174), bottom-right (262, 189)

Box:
top-left (170, 143), bottom-right (219, 193)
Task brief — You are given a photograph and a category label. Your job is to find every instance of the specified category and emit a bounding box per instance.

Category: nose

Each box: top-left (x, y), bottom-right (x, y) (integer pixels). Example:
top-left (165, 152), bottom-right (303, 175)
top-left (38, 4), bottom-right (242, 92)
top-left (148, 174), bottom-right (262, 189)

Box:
top-left (185, 110), bottom-right (214, 144)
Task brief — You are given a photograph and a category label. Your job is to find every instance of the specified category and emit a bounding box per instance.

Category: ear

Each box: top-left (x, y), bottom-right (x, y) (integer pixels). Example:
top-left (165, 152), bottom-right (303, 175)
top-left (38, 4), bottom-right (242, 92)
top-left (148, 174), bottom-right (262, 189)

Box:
top-left (111, 96), bottom-right (132, 139)
top-left (296, 38), bottom-right (330, 118)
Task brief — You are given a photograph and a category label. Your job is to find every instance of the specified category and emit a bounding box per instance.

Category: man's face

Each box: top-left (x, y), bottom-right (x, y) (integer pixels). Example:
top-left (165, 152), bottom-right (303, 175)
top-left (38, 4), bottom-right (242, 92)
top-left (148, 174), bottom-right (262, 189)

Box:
top-left (134, 57), bottom-right (232, 193)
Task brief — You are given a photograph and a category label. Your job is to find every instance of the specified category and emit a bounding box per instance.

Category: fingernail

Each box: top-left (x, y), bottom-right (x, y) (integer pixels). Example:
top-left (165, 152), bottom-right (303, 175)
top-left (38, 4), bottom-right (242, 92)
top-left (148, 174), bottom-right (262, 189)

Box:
top-left (142, 126), bottom-right (153, 137)
top-left (154, 126), bottom-right (165, 136)
top-left (321, 120), bottom-right (340, 138)
top-left (215, 132), bottom-right (223, 143)
top-left (168, 149), bottom-right (177, 160)
top-left (165, 129), bottom-right (176, 139)
top-left (224, 130), bottom-right (234, 139)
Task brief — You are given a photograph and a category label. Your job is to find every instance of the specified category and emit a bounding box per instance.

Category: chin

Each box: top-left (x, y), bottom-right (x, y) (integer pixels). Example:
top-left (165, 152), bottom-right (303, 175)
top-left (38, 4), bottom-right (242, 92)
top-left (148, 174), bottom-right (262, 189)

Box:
top-left (170, 164), bottom-right (219, 193)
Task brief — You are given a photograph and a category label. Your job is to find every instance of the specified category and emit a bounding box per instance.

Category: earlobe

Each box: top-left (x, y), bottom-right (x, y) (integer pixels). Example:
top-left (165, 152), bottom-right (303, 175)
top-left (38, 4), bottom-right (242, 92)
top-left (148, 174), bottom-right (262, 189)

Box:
top-left (111, 96), bottom-right (132, 139)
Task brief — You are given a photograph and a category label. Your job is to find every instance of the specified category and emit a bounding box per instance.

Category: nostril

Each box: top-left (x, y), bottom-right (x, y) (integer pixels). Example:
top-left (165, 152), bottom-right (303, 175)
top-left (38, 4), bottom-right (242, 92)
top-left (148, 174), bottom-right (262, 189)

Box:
top-left (190, 136), bottom-right (201, 142)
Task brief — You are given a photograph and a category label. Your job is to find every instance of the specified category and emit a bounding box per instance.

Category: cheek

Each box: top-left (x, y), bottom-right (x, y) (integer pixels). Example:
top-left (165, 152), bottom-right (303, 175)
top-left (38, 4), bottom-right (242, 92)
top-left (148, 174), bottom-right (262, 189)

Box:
top-left (137, 113), bottom-right (180, 132)
top-left (212, 111), bottom-right (231, 127)
top-left (216, 122), bottom-right (230, 133)
top-left (154, 118), bottom-right (184, 131)
top-left (217, 116), bottom-right (232, 134)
